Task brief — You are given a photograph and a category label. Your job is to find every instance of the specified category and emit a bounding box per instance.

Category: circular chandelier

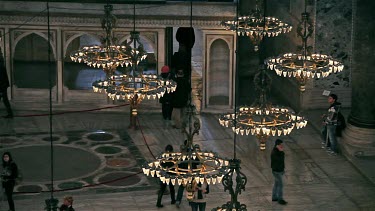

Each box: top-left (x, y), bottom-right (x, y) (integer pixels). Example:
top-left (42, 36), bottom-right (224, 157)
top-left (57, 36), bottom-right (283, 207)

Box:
top-left (221, 0), bottom-right (292, 51)
top-left (219, 69), bottom-right (307, 150)
top-left (143, 104), bottom-right (229, 186)
top-left (265, 5), bottom-right (344, 91)
top-left (92, 73), bottom-right (177, 101)
top-left (70, 4), bottom-right (140, 70)
top-left (219, 104), bottom-right (307, 150)
top-left (70, 45), bottom-right (131, 69)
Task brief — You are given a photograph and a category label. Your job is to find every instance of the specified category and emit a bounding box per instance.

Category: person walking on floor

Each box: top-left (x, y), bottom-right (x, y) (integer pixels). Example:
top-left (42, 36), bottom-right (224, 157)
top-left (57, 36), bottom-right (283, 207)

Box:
top-left (1, 152), bottom-right (18, 211)
top-left (156, 144), bottom-right (176, 208)
top-left (0, 52), bottom-right (13, 118)
top-left (271, 139), bottom-right (287, 205)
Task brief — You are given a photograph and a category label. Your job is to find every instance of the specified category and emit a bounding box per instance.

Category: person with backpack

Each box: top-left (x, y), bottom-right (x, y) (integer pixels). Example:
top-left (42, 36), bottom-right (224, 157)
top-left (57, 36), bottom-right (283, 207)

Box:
top-left (1, 152), bottom-right (18, 211)
top-left (321, 93), bottom-right (343, 155)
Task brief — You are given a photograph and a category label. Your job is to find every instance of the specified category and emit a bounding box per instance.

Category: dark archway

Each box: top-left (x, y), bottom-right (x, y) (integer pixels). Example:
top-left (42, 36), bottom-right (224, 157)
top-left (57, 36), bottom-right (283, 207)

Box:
top-left (208, 39), bottom-right (230, 105)
top-left (13, 33), bottom-right (56, 89)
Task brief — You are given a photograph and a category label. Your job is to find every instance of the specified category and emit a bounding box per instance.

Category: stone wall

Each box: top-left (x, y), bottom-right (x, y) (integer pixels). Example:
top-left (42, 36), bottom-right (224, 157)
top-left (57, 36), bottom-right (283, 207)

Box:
top-left (313, 0), bottom-right (352, 108)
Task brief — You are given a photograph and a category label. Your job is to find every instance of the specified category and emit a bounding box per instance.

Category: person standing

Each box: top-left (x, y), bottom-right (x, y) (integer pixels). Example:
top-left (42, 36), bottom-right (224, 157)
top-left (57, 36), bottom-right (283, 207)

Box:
top-left (59, 196), bottom-right (75, 211)
top-left (187, 180), bottom-right (209, 211)
top-left (0, 53), bottom-right (13, 118)
top-left (271, 139), bottom-right (287, 205)
top-left (159, 66), bottom-right (173, 122)
top-left (156, 144), bottom-right (176, 208)
top-left (1, 152), bottom-right (18, 211)
top-left (321, 93), bottom-right (341, 154)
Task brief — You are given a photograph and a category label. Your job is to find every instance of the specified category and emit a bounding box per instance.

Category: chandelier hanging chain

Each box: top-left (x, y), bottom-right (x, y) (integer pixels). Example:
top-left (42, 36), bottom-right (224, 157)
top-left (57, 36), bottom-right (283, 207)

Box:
top-left (297, 0), bottom-right (313, 57)
top-left (102, 4), bottom-right (116, 48)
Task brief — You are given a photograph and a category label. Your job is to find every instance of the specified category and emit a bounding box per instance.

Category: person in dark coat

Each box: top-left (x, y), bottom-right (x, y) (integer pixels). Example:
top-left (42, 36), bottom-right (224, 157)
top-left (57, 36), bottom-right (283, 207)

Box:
top-left (171, 69), bottom-right (190, 129)
top-left (156, 144), bottom-right (176, 208)
top-left (0, 54), bottom-right (13, 118)
top-left (59, 196), bottom-right (75, 211)
top-left (159, 65), bottom-right (173, 121)
top-left (1, 152), bottom-right (18, 211)
top-left (271, 139), bottom-right (287, 205)
top-left (321, 93), bottom-right (341, 154)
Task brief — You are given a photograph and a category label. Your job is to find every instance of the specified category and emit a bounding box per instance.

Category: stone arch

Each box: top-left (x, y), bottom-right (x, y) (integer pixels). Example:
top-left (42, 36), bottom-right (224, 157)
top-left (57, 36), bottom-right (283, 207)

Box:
top-left (208, 38), bottom-right (230, 106)
top-left (12, 33), bottom-right (57, 89)
top-left (63, 33), bottom-right (105, 90)
top-left (12, 31), bottom-right (56, 60)
top-left (64, 32), bottom-right (101, 58)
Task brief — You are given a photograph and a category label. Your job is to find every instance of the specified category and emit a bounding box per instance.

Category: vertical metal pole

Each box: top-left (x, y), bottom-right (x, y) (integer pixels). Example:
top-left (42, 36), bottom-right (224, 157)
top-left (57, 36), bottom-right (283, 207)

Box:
top-left (45, 1), bottom-right (58, 210)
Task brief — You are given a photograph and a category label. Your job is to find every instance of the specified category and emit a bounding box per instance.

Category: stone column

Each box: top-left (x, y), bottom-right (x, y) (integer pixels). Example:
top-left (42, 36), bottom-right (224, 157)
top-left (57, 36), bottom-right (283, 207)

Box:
top-left (342, 0), bottom-right (375, 157)
top-left (157, 29), bottom-right (165, 73)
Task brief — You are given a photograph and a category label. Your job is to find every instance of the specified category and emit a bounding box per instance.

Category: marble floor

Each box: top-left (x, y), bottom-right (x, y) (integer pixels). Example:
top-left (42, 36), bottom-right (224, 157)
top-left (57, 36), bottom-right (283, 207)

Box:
top-left (0, 101), bottom-right (374, 211)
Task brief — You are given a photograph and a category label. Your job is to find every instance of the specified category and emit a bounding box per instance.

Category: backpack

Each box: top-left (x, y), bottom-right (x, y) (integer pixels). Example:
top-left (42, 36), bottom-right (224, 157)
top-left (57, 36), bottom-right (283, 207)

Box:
top-left (336, 112), bottom-right (346, 137)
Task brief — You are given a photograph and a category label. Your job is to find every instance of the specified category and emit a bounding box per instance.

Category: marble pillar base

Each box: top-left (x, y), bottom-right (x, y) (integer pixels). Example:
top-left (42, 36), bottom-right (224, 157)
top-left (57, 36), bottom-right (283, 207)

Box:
top-left (341, 123), bottom-right (375, 157)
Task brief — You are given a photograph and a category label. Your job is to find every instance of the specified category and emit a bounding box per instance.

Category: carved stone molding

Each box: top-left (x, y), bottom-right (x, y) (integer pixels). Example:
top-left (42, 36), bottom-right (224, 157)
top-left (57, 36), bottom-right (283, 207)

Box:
top-left (0, 15), bottom-right (224, 29)
top-left (11, 29), bottom-right (56, 46)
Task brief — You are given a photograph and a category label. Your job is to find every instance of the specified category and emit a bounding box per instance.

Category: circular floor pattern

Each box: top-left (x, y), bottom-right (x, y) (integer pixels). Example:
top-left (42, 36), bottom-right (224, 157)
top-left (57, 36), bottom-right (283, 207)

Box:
top-left (87, 132), bottom-right (114, 142)
top-left (95, 146), bottom-right (122, 154)
top-left (98, 172), bottom-right (141, 187)
top-left (1, 145), bottom-right (101, 183)
top-left (17, 185), bottom-right (43, 193)
top-left (42, 136), bottom-right (60, 142)
top-left (58, 181), bottom-right (84, 190)
top-left (106, 158), bottom-right (133, 168)
top-left (0, 137), bottom-right (18, 144)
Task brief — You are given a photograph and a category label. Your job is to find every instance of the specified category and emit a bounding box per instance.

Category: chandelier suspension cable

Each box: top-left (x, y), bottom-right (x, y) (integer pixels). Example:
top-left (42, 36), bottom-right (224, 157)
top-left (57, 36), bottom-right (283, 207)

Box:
top-left (232, 0), bottom-right (240, 160)
top-left (213, 1), bottom-right (248, 210)
top-left (45, 0), bottom-right (59, 209)
top-left (47, 0), bottom-right (54, 200)
top-left (132, 2), bottom-right (136, 95)
top-left (302, 0), bottom-right (308, 59)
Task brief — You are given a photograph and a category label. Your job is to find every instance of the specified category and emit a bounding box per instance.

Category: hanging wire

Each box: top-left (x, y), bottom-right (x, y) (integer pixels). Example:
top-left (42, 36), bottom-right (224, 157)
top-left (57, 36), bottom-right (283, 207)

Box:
top-left (303, 0), bottom-right (308, 58)
top-left (46, 0), bottom-right (55, 201)
top-left (189, 0), bottom-right (193, 102)
top-left (232, 0), bottom-right (240, 160)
